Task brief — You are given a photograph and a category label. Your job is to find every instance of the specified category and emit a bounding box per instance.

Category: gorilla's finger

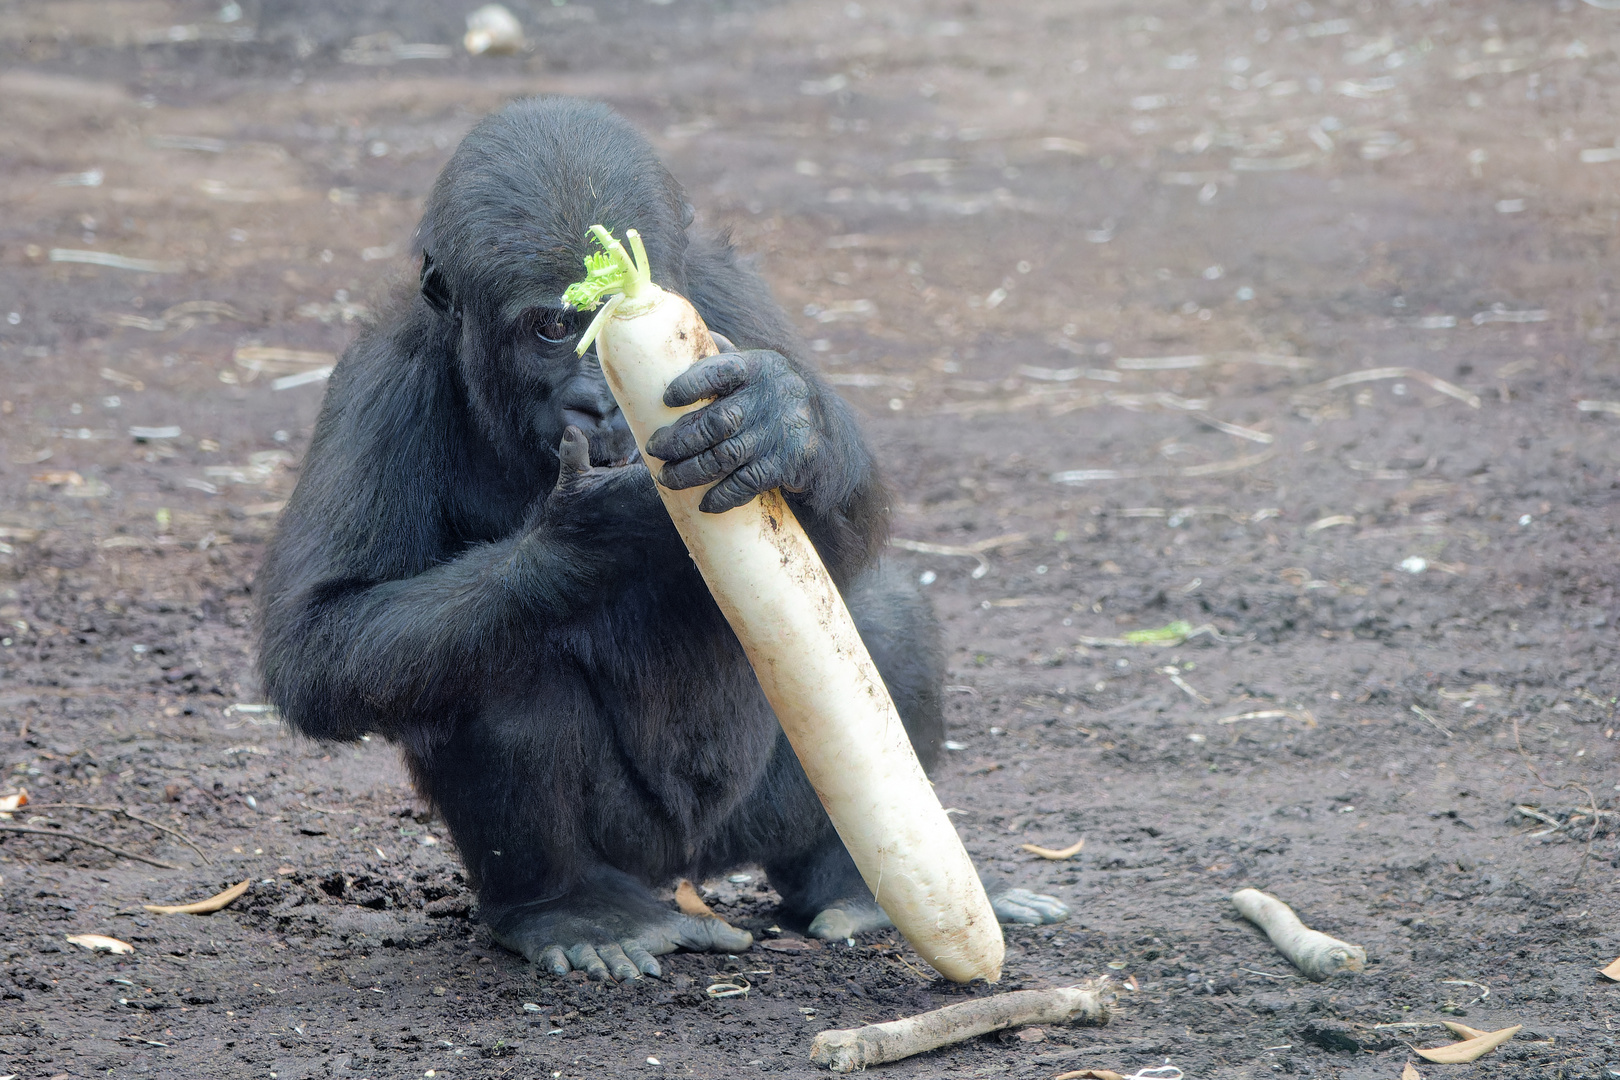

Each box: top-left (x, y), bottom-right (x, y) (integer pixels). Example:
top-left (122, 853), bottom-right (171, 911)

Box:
top-left (596, 941), bottom-right (642, 982)
top-left (659, 427), bottom-right (767, 492)
top-left (565, 943), bottom-right (612, 981)
top-left (699, 458), bottom-right (779, 514)
top-left (623, 942), bottom-right (662, 978)
top-left (645, 399), bottom-right (748, 463)
top-left (663, 353), bottom-right (753, 408)
top-left (538, 944), bottom-right (570, 976)
top-left (673, 914), bottom-right (753, 953)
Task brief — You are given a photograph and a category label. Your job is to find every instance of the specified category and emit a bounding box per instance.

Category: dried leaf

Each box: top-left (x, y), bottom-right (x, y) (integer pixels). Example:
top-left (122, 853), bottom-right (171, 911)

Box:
top-left (143, 878), bottom-right (251, 915)
top-left (674, 878), bottom-right (716, 918)
top-left (1414, 1024), bottom-right (1520, 1063)
top-left (0, 789), bottom-right (27, 815)
top-left (66, 933), bottom-right (134, 954)
top-left (1053, 1070), bottom-right (1126, 1080)
top-left (1441, 1021), bottom-right (1490, 1041)
top-left (1401, 1065), bottom-right (1423, 1080)
top-left (1600, 956), bottom-right (1620, 981)
top-left (1021, 838), bottom-right (1085, 860)
top-left (760, 937), bottom-right (820, 953)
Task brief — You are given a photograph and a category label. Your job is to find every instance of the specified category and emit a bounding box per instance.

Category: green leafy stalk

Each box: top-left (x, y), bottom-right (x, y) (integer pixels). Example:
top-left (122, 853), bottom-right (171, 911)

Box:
top-left (1122, 620), bottom-right (1194, 645)
top-left (561, 225), bottom-right (653, 356)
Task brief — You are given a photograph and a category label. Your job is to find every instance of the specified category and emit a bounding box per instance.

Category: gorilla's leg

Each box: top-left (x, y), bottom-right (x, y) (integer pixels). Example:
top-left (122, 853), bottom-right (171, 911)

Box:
top-left (406, 689), bottom-right (752, 983)
top-left (746, 566), bottom-right (1071, 937)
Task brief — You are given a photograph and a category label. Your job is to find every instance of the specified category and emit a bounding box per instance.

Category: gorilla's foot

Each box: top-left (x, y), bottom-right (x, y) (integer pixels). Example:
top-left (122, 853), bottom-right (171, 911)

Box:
top-left (807, 896), bottom-right (893, 941)
top-left (991, 887), bottom-right (1070, 925)
top-left (808, 887), bottom-right (1069, 942)
top-left (488, 892), bottom-right (753, 983)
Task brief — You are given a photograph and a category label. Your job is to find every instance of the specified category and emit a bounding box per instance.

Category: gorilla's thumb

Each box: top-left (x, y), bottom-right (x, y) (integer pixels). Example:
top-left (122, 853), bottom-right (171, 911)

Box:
top-left (554, 426), bottom-right (591, 491)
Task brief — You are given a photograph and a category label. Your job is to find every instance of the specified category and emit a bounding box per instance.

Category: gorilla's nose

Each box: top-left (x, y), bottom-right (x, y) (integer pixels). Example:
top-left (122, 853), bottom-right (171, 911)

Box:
top-left (558, 371), bottom-right (622, 432)
top-left (558, 385), bottom-right (638, 466)
top-left (559, 399), bottom-right (618, 433)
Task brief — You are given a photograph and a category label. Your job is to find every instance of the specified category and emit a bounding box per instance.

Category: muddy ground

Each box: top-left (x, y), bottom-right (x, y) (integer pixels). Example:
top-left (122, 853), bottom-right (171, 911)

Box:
top-left (1, 0), bottom-right (1618, 1077)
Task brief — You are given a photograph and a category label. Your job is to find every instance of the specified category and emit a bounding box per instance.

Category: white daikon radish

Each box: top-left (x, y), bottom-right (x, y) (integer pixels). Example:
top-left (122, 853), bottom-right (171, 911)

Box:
top-left (563, 226), bottom-right (1003, 983)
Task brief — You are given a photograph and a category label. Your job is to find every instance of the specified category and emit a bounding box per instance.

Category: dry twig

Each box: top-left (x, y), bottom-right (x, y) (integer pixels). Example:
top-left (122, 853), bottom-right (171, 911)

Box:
top-left (1512, 716), bottom-right (1603, 884)
top-left (889, 533), bottom-right (1027, 579)
top-left (810, 985), bottom-right (1110, 1071)
top-left (34, 803), bottom-right (210, 864)
top-left (1410, 705), bottom-right (1453, 739)
top-left (1216, 709), bottom-right (1316, 728)
top-left (1297, 366), bottom-right (1480, 408)
top-left (0, 824), bottom-right (180, 869)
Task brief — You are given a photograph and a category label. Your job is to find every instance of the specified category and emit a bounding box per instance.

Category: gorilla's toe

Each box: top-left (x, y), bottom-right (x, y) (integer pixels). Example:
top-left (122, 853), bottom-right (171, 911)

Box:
top-left (493, 900), bottom-right (753, 983)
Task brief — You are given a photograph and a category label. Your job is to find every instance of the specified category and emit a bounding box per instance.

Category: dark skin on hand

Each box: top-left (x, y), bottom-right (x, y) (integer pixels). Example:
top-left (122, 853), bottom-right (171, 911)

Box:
top-left (256, 96), bottom-right (1067, 984)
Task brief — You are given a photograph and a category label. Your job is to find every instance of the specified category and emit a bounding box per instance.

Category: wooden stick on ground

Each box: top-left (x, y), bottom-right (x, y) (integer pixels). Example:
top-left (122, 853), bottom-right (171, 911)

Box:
top-left (37, 802), bottom-right (211, 864)
top-left (1231, 888), bottom-right (1365, 981)
top-left (809, 985), bottom-right (1110, 1072)
top-left (0, 824), bottom-right (181, 870)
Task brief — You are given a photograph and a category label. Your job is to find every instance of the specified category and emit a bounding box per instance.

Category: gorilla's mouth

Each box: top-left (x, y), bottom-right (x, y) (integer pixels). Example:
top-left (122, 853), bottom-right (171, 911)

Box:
top-left (590, 438), bottom-right (642, 469)
top-left (594, 445), bottom-right (642, 469)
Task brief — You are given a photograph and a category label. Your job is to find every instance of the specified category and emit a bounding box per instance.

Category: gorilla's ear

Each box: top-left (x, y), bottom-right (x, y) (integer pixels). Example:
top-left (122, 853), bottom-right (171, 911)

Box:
top-left (680, 200), bottom-right (695, 229)
top-left (420, 251), bottom-right (456, 319)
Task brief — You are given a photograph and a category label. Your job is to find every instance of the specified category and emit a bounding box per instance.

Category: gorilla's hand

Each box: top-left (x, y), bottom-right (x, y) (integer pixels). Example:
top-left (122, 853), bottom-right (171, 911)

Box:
top-left (542, 426), bottom-right (667, 547)
top-left (645, 339), bottom-right (822, 514)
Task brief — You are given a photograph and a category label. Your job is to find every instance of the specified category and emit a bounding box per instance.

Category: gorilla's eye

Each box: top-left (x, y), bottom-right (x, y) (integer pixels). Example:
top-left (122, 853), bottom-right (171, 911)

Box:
top-left (535, 310), bottom-right (575, 344)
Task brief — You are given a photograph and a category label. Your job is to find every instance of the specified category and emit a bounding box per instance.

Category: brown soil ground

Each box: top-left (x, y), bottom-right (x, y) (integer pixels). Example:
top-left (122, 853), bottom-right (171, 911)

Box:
top-left (1, 1), bottom-right (1617, 1078)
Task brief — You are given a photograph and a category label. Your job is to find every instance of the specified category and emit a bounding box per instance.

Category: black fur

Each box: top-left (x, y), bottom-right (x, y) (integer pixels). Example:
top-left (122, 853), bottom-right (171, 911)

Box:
top-left (257, 98), bottom-right (952, 977)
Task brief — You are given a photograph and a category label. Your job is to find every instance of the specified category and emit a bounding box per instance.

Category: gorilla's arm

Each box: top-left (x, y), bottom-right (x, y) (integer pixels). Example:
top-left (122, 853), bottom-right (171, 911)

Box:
top-left (257, 321), bottom-right (661, 744)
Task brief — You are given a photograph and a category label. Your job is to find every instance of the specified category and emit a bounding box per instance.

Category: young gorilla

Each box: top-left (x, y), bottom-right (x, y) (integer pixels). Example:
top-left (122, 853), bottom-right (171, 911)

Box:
top-left (258, 97), bottom-right (1066, 983)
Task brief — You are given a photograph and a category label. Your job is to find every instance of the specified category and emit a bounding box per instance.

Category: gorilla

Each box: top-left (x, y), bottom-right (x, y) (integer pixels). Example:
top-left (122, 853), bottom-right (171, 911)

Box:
top-left (258, 97), bottom-right (1066, 983)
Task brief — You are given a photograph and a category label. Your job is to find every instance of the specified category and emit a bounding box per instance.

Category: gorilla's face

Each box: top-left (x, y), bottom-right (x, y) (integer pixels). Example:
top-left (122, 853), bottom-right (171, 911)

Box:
top-left (417, 96), bottom-right (691, 473)
top-left (509, 305), bottom-right (640, 469)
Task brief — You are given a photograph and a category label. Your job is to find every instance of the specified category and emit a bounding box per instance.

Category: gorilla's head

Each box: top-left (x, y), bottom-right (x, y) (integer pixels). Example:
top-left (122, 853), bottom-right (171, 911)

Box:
top-left (417, 98), bottom-right (689, 466)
